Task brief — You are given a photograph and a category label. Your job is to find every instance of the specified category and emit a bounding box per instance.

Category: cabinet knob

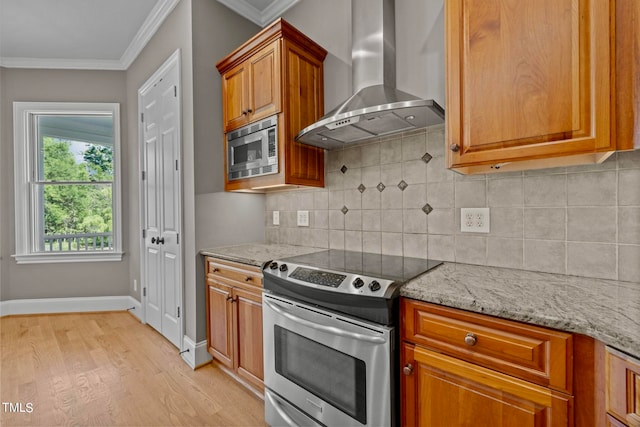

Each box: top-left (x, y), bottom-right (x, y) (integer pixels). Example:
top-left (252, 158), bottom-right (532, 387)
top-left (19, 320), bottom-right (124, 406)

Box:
top-left (245, 276), bottom-right (252, 282)
top-left (464, 332), bottom-right (478, 346)
top-left (246, 109), bottom-right (253, 113)
top-left (212, 267), bottom-right (219, 272)
top-left (403, 363), bottom-right (414, 376)
top-left (449, 143), bottom-right (460, 152)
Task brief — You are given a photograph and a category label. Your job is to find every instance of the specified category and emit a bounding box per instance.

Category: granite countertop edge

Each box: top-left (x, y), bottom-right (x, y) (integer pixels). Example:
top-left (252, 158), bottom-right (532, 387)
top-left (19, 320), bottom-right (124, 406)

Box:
top-left (401, 262), bottom-right (640, 358)
top-left (201, 244), bottom-right (639, 358)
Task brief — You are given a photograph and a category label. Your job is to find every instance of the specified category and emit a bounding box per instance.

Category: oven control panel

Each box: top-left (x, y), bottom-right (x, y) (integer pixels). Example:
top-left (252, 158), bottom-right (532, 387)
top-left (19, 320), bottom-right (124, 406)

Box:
top-left (265, 261), bottom-right (399, 298)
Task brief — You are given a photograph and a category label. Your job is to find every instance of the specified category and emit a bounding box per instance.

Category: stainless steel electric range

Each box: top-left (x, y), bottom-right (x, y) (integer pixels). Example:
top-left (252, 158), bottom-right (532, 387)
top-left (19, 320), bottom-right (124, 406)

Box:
top-left (261, 250), bottom-right (442, 427)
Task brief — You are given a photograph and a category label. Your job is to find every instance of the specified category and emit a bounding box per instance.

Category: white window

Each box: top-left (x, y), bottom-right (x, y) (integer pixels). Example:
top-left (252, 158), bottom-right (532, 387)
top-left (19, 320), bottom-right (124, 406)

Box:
top-left (13, 102), bottom-right (123, 263)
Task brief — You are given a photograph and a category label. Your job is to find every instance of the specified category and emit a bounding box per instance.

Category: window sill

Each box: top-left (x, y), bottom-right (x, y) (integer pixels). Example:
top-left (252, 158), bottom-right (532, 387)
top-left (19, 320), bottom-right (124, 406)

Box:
top-left (12, 252), bottom-right (124, 264)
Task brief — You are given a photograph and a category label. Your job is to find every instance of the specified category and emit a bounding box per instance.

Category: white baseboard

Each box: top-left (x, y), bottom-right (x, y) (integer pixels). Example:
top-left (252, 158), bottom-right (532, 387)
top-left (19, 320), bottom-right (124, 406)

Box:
top-left (182, 335), bottom-right (212, 369)
top-left (0, 295), bottom-right (141, 317)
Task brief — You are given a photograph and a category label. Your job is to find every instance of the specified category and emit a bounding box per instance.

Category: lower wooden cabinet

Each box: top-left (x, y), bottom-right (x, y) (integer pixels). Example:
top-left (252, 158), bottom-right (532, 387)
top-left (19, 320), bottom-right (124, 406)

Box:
top-left (401, 343), bottom-right (572, 427)
top-left (607, 348), bottom-right (640, 427)
top-left (205, 257), bottom-right (264, 393)
top-left (401, 298), bottom-right (574, 427)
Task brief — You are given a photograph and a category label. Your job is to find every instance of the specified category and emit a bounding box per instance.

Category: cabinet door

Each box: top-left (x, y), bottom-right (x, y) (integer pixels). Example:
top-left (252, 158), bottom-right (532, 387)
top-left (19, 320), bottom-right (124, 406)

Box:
top-left (607, 349), bottom-right (640, 427)
top-left (232, 286), bottom-right (264, 391)
top-left (282, 40), bottom-right (325, 186)
top-left (249, 40), bottom-right (281, 123)
top-left (446, 0), bottom-right (613, 172)
top-left (401, 343), bottom-right (572, 427)
top-left (221, 62), bottom-right (250, 132)
top-left (206, 279), bottom-right (234, 368)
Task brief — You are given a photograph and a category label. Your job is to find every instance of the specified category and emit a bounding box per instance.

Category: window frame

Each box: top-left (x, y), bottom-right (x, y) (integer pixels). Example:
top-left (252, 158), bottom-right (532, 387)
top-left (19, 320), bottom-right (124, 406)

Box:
top-left (12, 102), bottom-right (123, 264)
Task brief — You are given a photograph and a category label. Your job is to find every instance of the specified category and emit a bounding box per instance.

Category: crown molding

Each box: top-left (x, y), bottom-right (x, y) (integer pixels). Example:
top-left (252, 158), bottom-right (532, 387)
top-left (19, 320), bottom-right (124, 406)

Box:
top-left (217, 0), bottom-right (300, 27)
top-left (120, 0), bottom-right (180, 69)
top-left (0, 0), bottom-right (179, 70)
top-left (0, 56), bottom-right (124, 70)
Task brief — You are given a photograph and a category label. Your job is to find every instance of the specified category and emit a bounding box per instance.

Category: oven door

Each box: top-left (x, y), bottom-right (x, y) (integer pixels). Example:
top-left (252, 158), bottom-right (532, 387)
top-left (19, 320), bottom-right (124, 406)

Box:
top-left (263, 293), bottom-right (394, 427)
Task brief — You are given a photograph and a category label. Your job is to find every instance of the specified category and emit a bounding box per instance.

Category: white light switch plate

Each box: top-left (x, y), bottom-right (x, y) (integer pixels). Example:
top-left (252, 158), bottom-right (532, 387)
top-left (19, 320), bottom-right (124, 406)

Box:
top-left (297, 210), bottom-right (309, 227)
top-left (273, 211), bottom-right (280, 226)
top-left (461, 208), bottom-right (490, 233)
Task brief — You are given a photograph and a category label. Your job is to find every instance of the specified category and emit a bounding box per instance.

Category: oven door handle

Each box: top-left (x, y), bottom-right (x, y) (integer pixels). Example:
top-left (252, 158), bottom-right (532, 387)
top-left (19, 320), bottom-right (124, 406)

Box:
top-left (265, 390), bottom-right (297, 427)
top-left (264, 299), bottom-right (386, 344)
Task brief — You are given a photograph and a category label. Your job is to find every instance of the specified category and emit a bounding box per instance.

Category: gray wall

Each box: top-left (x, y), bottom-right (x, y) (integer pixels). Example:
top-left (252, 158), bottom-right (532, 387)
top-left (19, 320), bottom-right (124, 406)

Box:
top-left (0, 68), bottom-right (129, 300)
top-left (282, 0), bottom-right (446, 111)
top-left (125, 0), bottom-right (194, 310)
top-left (190, 0), bottom-right (265, 342)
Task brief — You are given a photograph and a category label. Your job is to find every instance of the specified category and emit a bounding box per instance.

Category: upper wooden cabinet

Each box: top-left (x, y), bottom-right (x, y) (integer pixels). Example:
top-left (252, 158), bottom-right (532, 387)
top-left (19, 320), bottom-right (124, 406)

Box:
top-left (220, 40), bottom-right (281, 132)
top-left (216, 19), bottom-right (327, 191)
top-left (446, 0), bottom-right (639, 174)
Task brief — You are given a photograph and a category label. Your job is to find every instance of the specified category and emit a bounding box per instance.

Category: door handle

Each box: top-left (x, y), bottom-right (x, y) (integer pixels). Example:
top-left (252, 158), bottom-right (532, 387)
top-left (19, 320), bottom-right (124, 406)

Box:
top-left (157, 237), bottom-right (165, 245)
top-left (264, 299), bottom-right (386, 344)
top-left (151, 237), bottom-right (156, 244)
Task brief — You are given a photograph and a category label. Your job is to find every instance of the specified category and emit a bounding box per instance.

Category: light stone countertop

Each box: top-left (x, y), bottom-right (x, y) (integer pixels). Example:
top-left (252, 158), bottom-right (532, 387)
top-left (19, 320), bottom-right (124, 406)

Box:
top-left (401, 262), bottom-right (640, 358)
top-left (200, 244), bottom-right (325, 267)
top-left (200, 244), bottom-right (639, 357)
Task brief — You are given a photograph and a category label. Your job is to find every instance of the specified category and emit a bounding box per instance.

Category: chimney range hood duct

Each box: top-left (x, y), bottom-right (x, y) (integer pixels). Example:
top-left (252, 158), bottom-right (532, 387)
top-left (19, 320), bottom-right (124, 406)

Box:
top-left (295, 0), bottom-right (445, 150)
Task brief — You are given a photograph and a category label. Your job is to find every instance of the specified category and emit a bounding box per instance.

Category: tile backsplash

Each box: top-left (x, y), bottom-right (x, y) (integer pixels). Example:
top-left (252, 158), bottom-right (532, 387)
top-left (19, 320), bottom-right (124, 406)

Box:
top-left (265, 125), bottom-right (640, 283)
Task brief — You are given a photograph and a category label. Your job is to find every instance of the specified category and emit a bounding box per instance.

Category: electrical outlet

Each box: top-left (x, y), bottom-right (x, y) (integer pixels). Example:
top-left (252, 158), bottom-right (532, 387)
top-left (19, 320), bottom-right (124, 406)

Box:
top-left (297, 210), bottom-right (309, 227)
top-left (273, 211), bottom-right (280, 226)
top-left (461, 208), bottom-right (490, 233)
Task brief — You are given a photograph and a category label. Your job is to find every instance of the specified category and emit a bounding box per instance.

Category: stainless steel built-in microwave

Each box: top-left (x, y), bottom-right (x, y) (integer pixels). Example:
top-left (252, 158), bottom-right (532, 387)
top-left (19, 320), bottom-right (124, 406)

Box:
top-left (227, 115), bottom-right (278, 181)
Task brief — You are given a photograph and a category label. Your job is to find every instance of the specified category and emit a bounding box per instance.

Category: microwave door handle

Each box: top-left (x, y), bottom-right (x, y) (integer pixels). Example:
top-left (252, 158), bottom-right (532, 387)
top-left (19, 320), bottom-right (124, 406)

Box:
top-left (264, 300), bottom-right (386, 344)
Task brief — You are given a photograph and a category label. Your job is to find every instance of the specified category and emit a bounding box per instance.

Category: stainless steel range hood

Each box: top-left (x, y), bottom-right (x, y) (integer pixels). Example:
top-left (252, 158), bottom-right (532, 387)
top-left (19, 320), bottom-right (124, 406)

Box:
top-left (295, 0), bottom-right (445, 150)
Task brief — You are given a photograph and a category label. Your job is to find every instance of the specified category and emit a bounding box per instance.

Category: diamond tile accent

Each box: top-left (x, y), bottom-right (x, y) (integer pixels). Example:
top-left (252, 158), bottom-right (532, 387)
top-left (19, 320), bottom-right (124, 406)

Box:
top-left (422, 203), bottom-right (433, 215)
top-left (340, 165), bottom-right (348, 174)
top-left (358, 184), bottom-right (366, 193)
top-left (421, 152), bottom-right (433, 164)
top-left (377, 182), bottom-right (386, 192)
top-left (341, 206), bottom-right (349, 215)
top-left (397, 180), bottom-right (408, 191)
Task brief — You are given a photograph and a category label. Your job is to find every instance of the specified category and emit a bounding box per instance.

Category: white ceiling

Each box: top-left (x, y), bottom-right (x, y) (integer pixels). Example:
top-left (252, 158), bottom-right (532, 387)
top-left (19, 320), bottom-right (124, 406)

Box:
top-left (0, 0), bottom-right (299, 70)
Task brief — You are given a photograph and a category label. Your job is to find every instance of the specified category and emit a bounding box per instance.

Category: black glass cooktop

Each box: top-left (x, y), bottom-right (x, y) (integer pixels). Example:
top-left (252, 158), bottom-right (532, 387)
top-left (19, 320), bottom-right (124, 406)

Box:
top-left (279, 250), bottom-right (442, 284)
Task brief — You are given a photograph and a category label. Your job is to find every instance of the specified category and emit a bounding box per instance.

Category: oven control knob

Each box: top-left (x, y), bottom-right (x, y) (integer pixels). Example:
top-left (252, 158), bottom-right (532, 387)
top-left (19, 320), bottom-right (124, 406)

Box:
top-left (269, 262), bottom-right (278, 270)
top-left (279, 264), bottom-right (288, 272)
top-left (352, 277), bottom-right (364, 289)
top-left (369, 280), bottom-right (381, 292)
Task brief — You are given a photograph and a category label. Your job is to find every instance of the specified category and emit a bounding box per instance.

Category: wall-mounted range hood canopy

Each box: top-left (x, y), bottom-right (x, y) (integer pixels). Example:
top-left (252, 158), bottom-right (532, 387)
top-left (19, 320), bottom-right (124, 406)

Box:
top-left (295, 0), bottom-right (445, 150)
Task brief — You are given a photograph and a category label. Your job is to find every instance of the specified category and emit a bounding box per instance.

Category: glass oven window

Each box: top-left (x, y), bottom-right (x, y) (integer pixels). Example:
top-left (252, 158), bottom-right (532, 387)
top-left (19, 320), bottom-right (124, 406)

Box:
top-left (233, 139), bottom-right (262, 165)
top-left (274, 325), bottom-right (366, 424)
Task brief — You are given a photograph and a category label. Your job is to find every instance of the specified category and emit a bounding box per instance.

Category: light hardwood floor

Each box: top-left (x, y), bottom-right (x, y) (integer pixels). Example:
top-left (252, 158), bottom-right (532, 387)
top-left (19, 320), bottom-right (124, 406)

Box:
top-left (0, 311), bottom-right (267, 426)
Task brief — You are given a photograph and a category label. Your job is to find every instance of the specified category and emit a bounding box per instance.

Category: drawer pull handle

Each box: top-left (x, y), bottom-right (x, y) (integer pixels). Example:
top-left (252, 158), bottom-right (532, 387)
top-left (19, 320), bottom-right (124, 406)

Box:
top-left (464, 333), bottom-right (478, 346)
top-left (212, 268), bottom-right (219, 272)
top-left (245, 276), bottom-right (252, 282)
top-left (403, 363), bottom-right (414, 376)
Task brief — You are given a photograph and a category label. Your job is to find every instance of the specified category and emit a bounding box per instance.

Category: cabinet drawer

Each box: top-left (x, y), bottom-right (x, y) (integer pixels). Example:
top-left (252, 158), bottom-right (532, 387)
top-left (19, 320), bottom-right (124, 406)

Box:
top-left (607, 347), bottom-right (640, 427)
top-left (401, 298), bottom-right (572, 392)
top-left (206, 257), bottom-right (263, 288)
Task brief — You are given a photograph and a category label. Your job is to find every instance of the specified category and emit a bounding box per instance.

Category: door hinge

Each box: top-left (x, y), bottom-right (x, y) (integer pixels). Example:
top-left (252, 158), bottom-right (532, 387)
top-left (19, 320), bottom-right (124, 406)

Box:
top-left (141, 112), bottom-right (144, 122)
top-left (143, 287), bottom-right (147, 297)
top-left (142, 229), bottom-right (147, 238)
top-left (142, 170), bottom-right (146, 180)
top-left (176, 233), bottom-right (179, 244)
top-left (174, 86), bottom-right (177, 97)
top-left (177, 307), bottom-right (180, 318)
top-left (175, 159), bottom-right (178, 171)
